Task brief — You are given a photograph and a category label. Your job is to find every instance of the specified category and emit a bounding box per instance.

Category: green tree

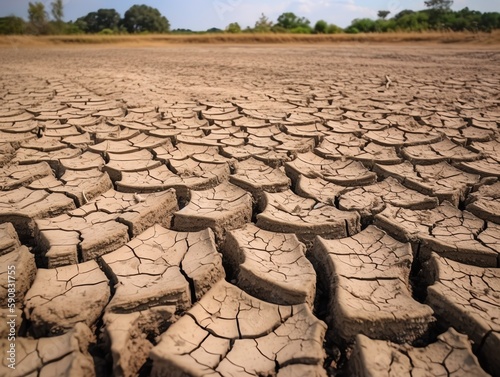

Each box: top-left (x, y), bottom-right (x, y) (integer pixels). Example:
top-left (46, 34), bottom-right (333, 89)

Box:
top-left (171, 28), bottom-right (193, 33)
top-left (395, 11), bottom-right (429, 31)
top-left (290, 26), bottom-right (311, 34)
top-left (254, 13), bottom-right (273, 32)
top-left (481, 12), bottom-right (500, 32)
top-left (63, 21), bottom-right (84, 34)
top-left (51, 0), bottom-right (63, 22)
top-left (74, 18), bottom-right (88, 32)
top-left (425, 0), bottom-right (453, 28)
top-left (424, 0), bottom-right (453, 12)
top-left (314, 20), bottom-right (328, 33)
top-left (28, 2), bottom-right (49, 34)
top-left (347, 18), bottom-right (376, 33)
top-left (0, 16), bottom-right (26, 35)
top-left (378, 10), bottom-right (390, 19)
top-left (97, 9), bottom-right (121, 31)
top-left (50, 0), bottom-right (64, 33)
top-left (326, 23), bottom-right (343, 34)
top-left (451, 7), bottom-right (480, 31)
top-left (121, 4), bottom-right (170, 33)
top-left (226, 22), bottom-right (241, 33)
top-left (76, 9), bottom-right (121, 33)
top-left (375, 19), bottom-right (397, 32)
top-left (98, 28), bottom-right (114, 35)
top-left (276, 12), bottom-right (310, 30)
top-left (394, 10), bottom-right (415, 20)
top-left (76, 12), bottom-right (95, 33)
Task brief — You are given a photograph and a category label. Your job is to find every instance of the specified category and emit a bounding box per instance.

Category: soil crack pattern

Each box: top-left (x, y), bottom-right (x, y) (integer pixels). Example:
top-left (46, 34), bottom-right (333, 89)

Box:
top-left (0, 45), bottom-right (498, 377)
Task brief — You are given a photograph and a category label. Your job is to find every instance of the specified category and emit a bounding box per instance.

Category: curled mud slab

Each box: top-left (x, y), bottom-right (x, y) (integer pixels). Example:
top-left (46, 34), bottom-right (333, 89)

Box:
top-left (256, 190), bottom-right (361, 247)
top-left (350, 328), bottom-right (490, 377)
top-left (375, 202), bottom-right (499, 267)
top-left (223, 223), bottom-right (316, 306)
top-left (173, 182), bottom-right (253, 244)
top-left (35, 189), bottom-right (178, 266)
top-left (29, 168), bottom-right (113, 207)
top-left (425, 254), bottom-right (500, 374)
top-left (312, 226), bottom-right (434, 343)
top-left (0, 221), bottom-right (20, 256)
top-left (374, 161), bottom-right (481, 206)
top-left (104, 307), bottom-right (176, 377)
top-left (0, 187), bottom-right (76, 239)
top-left (0, 323), bottom-right (96, 377)
top-left (229, 157), bottom-right (291, 198)
top-left (23, 260), bottom-right (110, 338)
top-left (466, 181), bottom-right (500, 224)
top-left (101, 225), bottom-right (224, 313)
top-left (315, 135), bottom-right (401, 166)
top-left (150, 280), bottom-right (327, 377)
top-left (0, 45), bottom-right (499, 376)
top-left (0, 161), bottom-right (53, 190)
top-left (285, 151), bottom-right (377, 187)
top-left (338, 177), bottom-right (439, 221)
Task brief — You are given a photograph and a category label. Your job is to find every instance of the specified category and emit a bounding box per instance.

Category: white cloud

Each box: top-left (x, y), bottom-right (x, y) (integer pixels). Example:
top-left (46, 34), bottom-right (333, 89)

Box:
top-left (293, 0), bottom-right (332, 14)
top-left (336, 0), bottom-right (377, 18)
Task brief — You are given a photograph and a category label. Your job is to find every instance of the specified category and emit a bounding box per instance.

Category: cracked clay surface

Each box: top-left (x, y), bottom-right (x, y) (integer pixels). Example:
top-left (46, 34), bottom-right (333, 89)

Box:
top-left (0, 45), bottom-right (498, 376)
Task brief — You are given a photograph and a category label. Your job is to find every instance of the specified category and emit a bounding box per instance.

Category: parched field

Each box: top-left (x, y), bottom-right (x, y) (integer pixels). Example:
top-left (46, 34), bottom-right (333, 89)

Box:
top-left (0, 44), bottom-right (499, 377)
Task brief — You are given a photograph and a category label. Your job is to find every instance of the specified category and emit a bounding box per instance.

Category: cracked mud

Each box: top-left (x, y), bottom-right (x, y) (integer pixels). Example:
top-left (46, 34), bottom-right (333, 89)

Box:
top-left (0, 45), bottom-right (499, 376)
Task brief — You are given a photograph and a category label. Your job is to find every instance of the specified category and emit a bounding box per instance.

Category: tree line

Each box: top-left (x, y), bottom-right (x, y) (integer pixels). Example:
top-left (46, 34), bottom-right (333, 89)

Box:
top-left (346, 1), bottom-right (500, 33)
top-left (0, 2), bottom-right (169, 35)
top-left (0, 0), bottom-right (499, 35)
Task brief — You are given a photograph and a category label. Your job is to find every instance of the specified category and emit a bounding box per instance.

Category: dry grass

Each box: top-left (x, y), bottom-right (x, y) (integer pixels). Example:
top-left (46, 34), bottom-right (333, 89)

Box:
top-left (1, 30), bottom-right (500, 48)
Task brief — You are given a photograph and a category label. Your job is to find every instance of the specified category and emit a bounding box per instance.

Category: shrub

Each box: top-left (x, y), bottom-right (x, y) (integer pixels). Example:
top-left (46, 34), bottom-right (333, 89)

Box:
top-left (290, 26), bottom-right (312, 34)
top-left (314, 20), bottom-right (328, 34)
top-left (345, 26), bottom-right (359, 34)
top-left (327, 24), bottom-right (343, 34)
top-left (98, 28), bottom-right (113, 35)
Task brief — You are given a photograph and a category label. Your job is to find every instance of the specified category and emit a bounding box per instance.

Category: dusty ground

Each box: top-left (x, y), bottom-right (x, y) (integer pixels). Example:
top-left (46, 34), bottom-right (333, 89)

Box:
top-left (0, 44), bottom-right (499, 377)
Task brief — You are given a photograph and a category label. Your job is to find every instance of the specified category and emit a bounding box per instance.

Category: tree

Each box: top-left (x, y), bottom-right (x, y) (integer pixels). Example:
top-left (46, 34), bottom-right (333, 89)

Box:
top-left (378, 10), bottom-right (390, 19)
top-left (51, 0), bottom-right (63, 22)
top-left (171, 28), bottom-right (193, 33)
top-left (424, 0), bottom-right (453, 28)
top-left (347, 18), bottom-right (376, 33)
top-left (374, 19), bottom-right (394, 32)
top-left (50, 0), bottom-right (63, 33)
top-left (226, 22), bottom-right (241, 33)
top-left (0, 16), bottom-right (26, 35)
top-left (314, 20), bottom-right (328, 33)
top-left (77, 9), bottom-right (121, 33)
top-left (394, 10), bottom-right (415, 20)
top-left (28, 2), bottom-right (48, 34)
top-left (424, 0), bottom-right (453, 12)
top-left (76, 12), bottom-right (96, 33)
top-left (121, 4), bottom-right (170, 33)
top-left (254, 13), bottom-right (273, 32)
top-left (326, 23), bottom-right (343, 34)
top-left (481, 12), bottom-right (500, 32)
top-left (97, 9), bottom-right (120, 31)
top-left (276, 12), bottom-right (310, 30)
top-left (395, 11), bottom-right (429, 31)
top-left (64, 21), bottom-right (84, 34)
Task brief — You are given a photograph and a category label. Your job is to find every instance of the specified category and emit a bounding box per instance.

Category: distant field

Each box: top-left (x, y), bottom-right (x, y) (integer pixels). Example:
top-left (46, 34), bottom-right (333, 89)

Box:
top-left (1, 30), bottom-right (500, 47)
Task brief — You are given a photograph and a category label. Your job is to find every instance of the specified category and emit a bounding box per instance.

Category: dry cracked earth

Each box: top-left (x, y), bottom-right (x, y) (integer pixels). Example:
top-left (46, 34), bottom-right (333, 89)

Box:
top-left (0, 44), bottom-right (499, 377)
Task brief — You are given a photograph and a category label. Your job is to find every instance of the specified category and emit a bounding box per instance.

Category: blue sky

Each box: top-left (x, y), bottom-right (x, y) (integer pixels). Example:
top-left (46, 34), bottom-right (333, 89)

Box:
top-left (1, 0), bottom-right (498, 30)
